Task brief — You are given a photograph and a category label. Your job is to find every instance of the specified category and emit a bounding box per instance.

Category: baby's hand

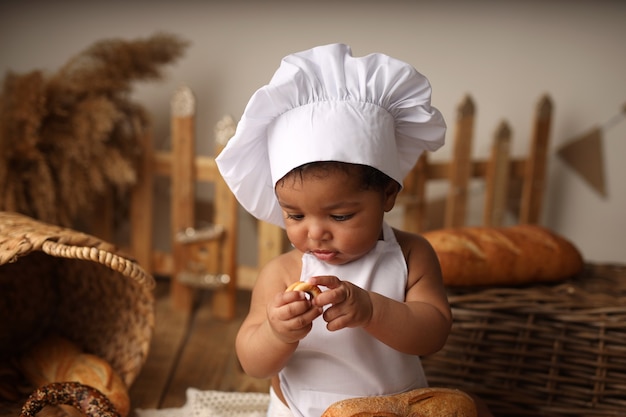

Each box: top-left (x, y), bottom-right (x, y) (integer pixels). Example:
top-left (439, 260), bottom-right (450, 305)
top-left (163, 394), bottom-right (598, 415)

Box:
top-left (266, 287), bottom-right (323, 344)
top-left (309, 275), bottom-right (373, 331)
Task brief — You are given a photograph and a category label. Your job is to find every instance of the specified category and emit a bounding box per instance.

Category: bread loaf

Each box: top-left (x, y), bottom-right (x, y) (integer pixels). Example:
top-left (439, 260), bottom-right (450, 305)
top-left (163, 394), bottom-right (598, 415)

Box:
top-left (18, 334), bottom-right (130, 417)
top-left (422, 224), bottom-right (584, 287)
top-left (321, 387), bottom-right (477, 417)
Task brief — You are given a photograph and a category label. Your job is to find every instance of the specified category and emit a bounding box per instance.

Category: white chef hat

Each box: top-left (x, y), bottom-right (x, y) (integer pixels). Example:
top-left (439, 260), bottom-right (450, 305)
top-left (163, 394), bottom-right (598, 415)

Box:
top-left (216, 43), bottom-right (446, 228)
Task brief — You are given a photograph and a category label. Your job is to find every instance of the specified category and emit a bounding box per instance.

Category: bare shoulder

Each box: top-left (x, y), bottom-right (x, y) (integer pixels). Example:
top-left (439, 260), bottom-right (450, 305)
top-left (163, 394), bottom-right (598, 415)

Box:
top-left (245, 249), bottom-right (304, 318)
top-left (392, 227), bottom-right (442, 285)
top-left (392, 228), bottom-right (437, 259)
top-left (256, 248), bottom-right (303, 290)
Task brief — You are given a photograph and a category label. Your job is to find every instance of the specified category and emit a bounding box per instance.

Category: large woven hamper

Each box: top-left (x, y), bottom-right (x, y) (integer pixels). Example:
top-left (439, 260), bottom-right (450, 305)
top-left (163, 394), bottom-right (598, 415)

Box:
top-left (0, 211), bottom-right (155, 414)
top-left (421, 263), bottom-right (626, 417)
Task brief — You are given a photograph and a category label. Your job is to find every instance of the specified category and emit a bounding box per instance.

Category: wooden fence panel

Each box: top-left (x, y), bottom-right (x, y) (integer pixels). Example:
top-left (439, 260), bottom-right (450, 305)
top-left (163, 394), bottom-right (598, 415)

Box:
top-left (399, 94), bottom-right (553, 233)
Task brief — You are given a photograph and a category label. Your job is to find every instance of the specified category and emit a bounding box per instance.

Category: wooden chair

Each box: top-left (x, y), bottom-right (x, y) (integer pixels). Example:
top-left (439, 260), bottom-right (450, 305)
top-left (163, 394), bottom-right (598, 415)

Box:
top-left (128, 86), bottom-right (238, 319)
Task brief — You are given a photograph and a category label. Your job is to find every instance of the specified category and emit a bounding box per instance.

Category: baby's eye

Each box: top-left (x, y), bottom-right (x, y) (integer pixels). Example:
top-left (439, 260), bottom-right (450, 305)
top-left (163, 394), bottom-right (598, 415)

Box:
top-left (286, 213), bottom-right (304, 221)
top-left (331, 214), bottom-right (354, 221)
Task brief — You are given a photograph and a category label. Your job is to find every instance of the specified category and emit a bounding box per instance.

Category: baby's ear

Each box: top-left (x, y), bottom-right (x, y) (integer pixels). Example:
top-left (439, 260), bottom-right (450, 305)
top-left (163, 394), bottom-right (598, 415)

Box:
top-left (383, 181), bottom-right (401, 212)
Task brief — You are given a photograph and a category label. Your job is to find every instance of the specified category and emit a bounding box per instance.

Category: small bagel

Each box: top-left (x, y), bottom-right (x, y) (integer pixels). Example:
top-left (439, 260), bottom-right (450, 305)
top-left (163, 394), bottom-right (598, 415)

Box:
top-left (286, 281), bottom-right (322, 299)
top-left (20, 381), bottom-right (121, 417)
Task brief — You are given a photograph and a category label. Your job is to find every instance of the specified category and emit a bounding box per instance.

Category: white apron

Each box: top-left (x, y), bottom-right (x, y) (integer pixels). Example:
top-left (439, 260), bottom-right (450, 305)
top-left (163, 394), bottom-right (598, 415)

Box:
top-left (278, 222), bottom-right (428, 417)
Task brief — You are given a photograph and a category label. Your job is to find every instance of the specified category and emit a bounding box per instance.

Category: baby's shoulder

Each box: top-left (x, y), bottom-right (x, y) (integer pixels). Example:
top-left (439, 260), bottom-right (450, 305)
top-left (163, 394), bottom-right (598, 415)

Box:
top-left (392, 228), bottom-right (442, 286)
top-left (258, 248), bottom-right (303, 282)
top-left (392, 227), bottom-right (438, 261)
top-left (392, 227), bottom-right (430, 249)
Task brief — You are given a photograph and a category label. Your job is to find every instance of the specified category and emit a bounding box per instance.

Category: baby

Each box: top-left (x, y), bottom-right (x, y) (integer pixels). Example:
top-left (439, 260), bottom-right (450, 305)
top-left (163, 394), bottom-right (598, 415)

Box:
top-left (217, 43), bottom-right (450, 417)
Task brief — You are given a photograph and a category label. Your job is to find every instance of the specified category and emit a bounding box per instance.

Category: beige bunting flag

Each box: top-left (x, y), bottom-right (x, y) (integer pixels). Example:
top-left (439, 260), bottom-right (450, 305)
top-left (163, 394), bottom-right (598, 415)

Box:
top-left (557, 126), bottom-right (607, 197)
top-left (557, 104), bottom-right (626, 198)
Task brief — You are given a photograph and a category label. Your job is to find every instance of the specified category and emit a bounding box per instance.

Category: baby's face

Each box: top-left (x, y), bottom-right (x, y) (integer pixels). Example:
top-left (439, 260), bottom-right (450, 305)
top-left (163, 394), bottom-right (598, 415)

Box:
top-left (276, 167), bottom-right (395, 265)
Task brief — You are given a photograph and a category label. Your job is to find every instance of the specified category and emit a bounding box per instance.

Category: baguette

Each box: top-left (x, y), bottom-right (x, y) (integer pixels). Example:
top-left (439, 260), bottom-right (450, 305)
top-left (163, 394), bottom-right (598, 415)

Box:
top-left (422, 224), bottom-right (584, 287)
top-left (321, 387), bottom-right (477, 417)
top-left (18, 334), bottom-right (130, 417)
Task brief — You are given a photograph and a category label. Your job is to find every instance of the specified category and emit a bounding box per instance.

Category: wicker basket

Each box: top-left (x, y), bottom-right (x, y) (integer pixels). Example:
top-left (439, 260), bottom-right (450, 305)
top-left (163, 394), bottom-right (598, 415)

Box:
top-left (421, 263), bottom-right (626, 417)
top-left (0, 211), bottom-right (155, 413)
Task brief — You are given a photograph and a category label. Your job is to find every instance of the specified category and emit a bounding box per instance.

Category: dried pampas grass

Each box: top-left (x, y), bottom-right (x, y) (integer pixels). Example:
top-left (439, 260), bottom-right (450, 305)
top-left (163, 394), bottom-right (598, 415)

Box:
top-left (0, 32), bottom-right (189, 227)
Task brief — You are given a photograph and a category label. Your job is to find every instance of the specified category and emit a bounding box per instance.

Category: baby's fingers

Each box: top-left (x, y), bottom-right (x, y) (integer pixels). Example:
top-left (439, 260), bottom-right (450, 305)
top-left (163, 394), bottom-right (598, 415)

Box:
top-left (270, 291), bottom-right (310, 320)
top-left (309, 275), bottom-right (341, 289)
top-left (268, 298), bottom-right (322, 344)
top-left (288, 304), bottom-right (323, 329)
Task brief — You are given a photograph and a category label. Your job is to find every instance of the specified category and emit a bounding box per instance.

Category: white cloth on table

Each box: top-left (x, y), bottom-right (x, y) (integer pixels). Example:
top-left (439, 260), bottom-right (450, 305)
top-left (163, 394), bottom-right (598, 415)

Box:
top-left (135, 388), bottom-right (270, 417)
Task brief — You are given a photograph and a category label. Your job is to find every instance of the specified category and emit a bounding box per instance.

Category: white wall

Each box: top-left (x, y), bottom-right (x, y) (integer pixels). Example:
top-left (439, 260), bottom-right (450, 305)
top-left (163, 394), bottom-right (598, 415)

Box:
top-left (1, 0), bottom-right (624, 263)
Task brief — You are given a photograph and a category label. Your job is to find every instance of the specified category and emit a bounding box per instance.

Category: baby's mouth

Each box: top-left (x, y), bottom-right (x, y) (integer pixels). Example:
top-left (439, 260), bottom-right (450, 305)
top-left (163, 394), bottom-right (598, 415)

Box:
top-left (311, 250), bottom-right (337, 262)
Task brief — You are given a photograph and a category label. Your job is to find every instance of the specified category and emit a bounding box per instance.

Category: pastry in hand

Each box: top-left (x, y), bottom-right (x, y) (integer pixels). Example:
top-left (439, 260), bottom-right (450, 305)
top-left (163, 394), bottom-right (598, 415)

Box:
top-left (286, 281), bottom-right (322, 299)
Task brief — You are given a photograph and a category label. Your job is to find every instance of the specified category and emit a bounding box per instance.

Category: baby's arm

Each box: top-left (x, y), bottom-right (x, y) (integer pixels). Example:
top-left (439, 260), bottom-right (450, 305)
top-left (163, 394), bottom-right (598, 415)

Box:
top-left (235, 252), bottom-right (323, 378)
top-left (311, 230), bottom-right (452, 356)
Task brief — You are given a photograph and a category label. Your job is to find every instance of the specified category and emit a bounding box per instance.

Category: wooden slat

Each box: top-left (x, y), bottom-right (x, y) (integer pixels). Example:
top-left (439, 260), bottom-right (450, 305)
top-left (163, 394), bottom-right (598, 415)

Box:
top-left (170, 86), bottom-right (197, 312)
top-left (258, 221), bottom-right (285, 271)
top-left (401, 153), bottom-right (429, 233)
top-left (149, 250), bottom-right (173, 277)
top-left (237, 265), bottom-right (259, 290)
top-left (426, 159), bottom-right (526, 180)
top-left (520, 95), bottom-right (553, 223)
top-left (130, 131), bottom-right (155, 274)
top-left (153, 151), bottom-right (219, 182)
top-left (150, 252), bottom-right (256, 291)
top-left (445, 95), bottom-right (475, 227)
top-left (210, 141), bottom-right (238, 320)
top-left (483, 121), bottom-right (512, 226)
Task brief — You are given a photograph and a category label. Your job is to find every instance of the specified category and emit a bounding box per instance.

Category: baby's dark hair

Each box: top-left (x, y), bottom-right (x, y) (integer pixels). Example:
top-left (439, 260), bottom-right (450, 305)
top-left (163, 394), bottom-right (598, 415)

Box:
top-left (278, 161), bottom-right (400, 193)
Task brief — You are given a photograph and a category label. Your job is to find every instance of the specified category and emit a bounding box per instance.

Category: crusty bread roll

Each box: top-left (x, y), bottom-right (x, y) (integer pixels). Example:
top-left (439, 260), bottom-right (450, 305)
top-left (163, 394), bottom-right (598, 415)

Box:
top-left (18, 334), bottom-right (130, 417)
top-left (422, 224), bottom-right (584, 287)
top-left (321, 387), bottom-right (477, 417)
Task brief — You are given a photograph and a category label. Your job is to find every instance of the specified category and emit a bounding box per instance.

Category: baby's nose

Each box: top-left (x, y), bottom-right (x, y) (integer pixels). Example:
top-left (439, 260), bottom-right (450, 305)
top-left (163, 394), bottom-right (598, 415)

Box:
top-left (307, 222), bottom-right (330, 241)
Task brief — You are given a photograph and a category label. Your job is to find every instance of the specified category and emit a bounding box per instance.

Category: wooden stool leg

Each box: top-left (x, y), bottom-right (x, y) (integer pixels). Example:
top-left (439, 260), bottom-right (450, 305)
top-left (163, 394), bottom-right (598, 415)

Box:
top-left (171, 86), bottom-right (196, 313)
top-left (210, 135), bottom-right (239, 320)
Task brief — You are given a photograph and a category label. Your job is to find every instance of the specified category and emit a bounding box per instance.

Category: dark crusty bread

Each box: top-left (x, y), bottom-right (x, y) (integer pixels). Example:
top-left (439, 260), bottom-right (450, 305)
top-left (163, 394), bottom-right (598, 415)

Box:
top-left (321, 387), bottom-right (477, 417)
top-left (422, 224), bottom-right (584, 287)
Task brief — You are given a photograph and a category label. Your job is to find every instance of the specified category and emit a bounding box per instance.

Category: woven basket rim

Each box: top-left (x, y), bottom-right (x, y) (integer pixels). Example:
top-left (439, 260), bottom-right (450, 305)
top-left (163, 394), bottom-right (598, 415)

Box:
top-left (0, 211), bottom-right (154, 289)
top-left (40, 240), bottom-right (154, 288)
